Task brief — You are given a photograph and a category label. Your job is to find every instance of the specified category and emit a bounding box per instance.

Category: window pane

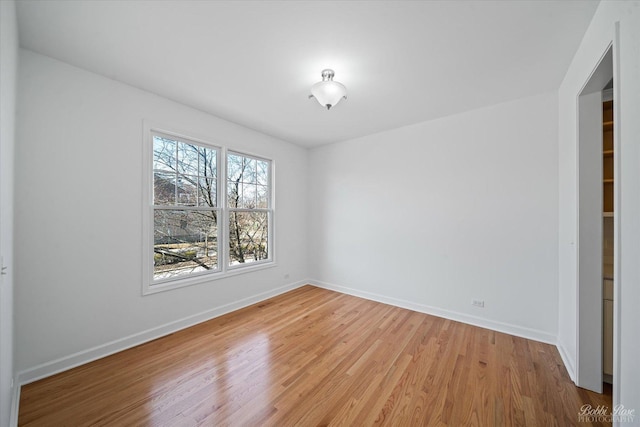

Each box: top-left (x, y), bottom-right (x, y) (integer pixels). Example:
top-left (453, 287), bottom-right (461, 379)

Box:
top-left (199, 146), bottom-right (217, 177)
top-left (257, 160), bottom-right (269, 185)
top-left (244, 158), bottom-right (257, 184)
top-left (153, 136), bottom-right (176, 172)
top-left (176, 175), bottom-right (198, 206)
top-left (242, 183), bottom-right (257, 208)
top-left (228, 211), bottom-right (268, 265)
top-left (177, 141), bottom-right (199, 176)
top-left (154, 172), bottom-right (176, 205)
top-left (227, 181), bottom-right (241, 208)
top-left (256, 185), bottom-right (268, 208)
top-left (227, 153), bottom-right (244, 182)
top-left (199, 177), bottom-right (216, 207)
top-left (154, 209), bottom-right (218, 280)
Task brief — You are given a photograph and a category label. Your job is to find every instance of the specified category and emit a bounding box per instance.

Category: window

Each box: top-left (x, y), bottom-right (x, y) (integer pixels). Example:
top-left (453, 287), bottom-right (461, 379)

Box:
top-left (227, 152), bottom-right (271, 267)
top-left (143, 126), bottom-right (273, 294)
top-left (151, 132), bottom-right (220, 282)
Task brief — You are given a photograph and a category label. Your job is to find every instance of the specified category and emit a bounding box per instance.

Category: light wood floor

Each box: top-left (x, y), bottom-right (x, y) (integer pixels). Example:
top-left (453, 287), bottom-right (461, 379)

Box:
top-left (19, 285), bottom-right (611, 426)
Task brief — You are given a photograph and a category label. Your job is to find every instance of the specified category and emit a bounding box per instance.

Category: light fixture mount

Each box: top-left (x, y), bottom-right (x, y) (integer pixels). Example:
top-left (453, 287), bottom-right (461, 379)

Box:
top-left (309, 69), bottom-right (347, 110)
top-left (320, 69), bottom-right (334, 80)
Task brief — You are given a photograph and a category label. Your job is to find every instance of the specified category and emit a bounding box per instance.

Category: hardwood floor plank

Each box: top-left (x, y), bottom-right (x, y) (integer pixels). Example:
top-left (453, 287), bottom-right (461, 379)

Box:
top-left (19, 285), bottom-right (611, 426)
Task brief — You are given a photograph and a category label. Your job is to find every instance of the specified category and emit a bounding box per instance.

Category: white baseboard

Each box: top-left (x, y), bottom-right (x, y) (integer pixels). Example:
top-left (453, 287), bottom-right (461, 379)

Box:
top-left (309, 279), bottom-right (557, 345)
top-left (16, 280), bottom-right (308, 387)
top-left (556, 341), bottom-right (577, 382)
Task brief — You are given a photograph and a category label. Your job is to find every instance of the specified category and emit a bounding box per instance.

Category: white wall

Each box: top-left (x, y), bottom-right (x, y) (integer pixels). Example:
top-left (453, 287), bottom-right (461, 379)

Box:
top-left (557, 0), bottom-right (640, 412)
top-left (0, 0), bottom-right (18, 425)
top-left (308, 92), bottom-right (559, 342)
top-left (14, 50), bottom-right (308, 379)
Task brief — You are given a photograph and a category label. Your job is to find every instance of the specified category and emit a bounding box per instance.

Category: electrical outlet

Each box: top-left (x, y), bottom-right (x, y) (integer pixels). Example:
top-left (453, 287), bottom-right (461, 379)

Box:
top-left (472, 300), bottom-right (485, 308)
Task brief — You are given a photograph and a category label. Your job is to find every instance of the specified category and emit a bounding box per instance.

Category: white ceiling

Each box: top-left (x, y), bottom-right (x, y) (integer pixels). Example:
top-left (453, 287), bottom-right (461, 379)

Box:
top-left (16, 0), bottom-right (599, 147)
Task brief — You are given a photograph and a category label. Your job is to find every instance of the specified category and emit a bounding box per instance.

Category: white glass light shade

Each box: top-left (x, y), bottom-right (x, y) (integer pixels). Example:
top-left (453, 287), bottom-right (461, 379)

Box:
top-left (309, 69), bottom-right (347, 110)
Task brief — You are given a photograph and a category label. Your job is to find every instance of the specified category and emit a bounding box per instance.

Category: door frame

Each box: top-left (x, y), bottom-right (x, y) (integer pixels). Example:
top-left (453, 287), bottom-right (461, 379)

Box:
top-left (576, 44), bottom-right (614, 394)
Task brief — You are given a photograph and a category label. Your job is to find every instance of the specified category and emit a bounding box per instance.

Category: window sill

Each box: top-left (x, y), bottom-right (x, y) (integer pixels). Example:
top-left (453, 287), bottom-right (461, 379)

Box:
top-left (143, 261), bottom-right (277, 295)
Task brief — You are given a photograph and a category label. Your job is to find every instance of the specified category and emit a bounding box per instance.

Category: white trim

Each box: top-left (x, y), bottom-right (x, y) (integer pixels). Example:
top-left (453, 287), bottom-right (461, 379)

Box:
top-left (142, 122), bottom-right (152, 293)
top-left (611, 21), bottom-right (621, 410)
top-left (143, 261), bottom-right (278, 296)
top-left (309, 279), bottom-right (557, 345)
top-left (16, 280), bottom-right (308, 386)
top-left (557, 342), bottom-right (577, 382)
top-left (574, 42), bottom-right (613, 393)
top-left (9, 382), bottom-right (19, 427)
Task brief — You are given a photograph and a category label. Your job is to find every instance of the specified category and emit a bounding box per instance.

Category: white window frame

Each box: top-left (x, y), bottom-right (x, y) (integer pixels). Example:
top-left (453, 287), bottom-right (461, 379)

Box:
top-left (142, 122), bottom-right (275, 295)
top-left (225, 150), bottom-right (274, 271)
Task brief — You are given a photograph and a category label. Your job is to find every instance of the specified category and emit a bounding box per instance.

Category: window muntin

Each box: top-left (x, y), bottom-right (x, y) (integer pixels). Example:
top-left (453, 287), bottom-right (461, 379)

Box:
top-left (151, 133), bottom-right (220, 283)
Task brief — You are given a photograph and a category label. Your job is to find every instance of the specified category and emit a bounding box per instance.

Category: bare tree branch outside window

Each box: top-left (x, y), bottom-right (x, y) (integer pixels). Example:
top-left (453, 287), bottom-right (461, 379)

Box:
top-left (153, 135), bottom-right (219, 280)
top-left (150, 134), bottom-right (272, 285)
top-left (227, 153), bottom-right (270, 266)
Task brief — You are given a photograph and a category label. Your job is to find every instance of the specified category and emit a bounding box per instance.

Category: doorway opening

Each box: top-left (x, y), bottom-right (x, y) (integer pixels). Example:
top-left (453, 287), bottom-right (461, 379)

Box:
top-left (577, 46), bottom-right (614, 394)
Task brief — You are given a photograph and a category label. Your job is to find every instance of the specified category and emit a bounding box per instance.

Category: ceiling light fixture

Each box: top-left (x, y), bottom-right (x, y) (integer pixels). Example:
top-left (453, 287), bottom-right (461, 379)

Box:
top-left (309, 69), bottom-right (347, 110)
